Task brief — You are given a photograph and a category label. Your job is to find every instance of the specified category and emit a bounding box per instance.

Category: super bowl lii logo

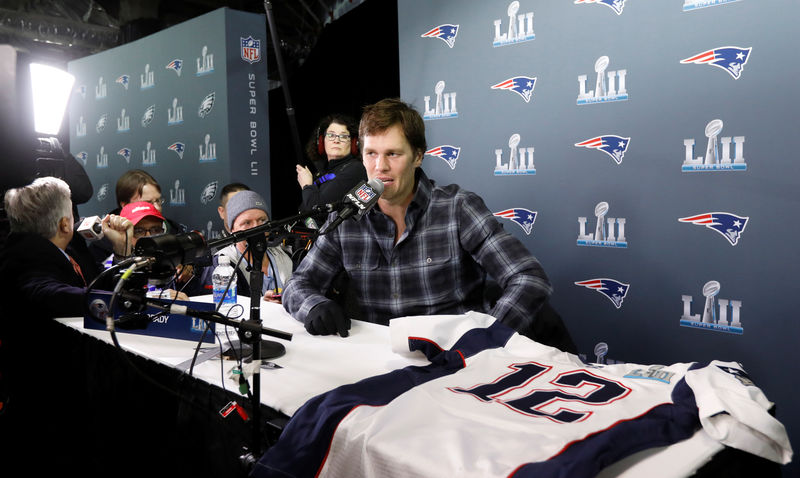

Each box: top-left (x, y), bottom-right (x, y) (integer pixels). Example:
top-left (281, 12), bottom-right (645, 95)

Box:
top-left (682, 119), bottom-right (745, 172)
top-left (577, 56), bottom-right (628, 105)
top-left (170, 180), bottom-right (186, 206)
top-left (683, 0), bottom-right (741, 11)
top-left (494, 134), bottom-right (535, 175)
top-left (578, 201), bottom-right (627, 248)
top-left (493, 1), bottom-right (535, 47)
top-left (680, 281), bottom-right (742, 334)
top-left (423, 81), bottom-right (458, 120)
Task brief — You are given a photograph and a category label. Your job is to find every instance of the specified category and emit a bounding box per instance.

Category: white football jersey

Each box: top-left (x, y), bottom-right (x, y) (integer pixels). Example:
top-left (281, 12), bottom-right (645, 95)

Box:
top-left (252, 312), bottom-right (791, 478)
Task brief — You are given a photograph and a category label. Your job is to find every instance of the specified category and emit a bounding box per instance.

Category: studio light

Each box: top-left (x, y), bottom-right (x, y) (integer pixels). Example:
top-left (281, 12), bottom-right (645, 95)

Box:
top-left (29, 62), bottom-right (75, 135)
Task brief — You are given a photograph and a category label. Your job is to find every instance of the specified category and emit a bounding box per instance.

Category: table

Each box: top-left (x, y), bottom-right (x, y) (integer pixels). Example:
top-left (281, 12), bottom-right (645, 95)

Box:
top-left (46, 297), bottom-right (780, 478)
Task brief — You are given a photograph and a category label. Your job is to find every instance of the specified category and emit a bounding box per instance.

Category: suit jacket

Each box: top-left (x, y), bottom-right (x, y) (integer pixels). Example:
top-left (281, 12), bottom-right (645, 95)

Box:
top-left (0, 232), bottom-right (88, 319)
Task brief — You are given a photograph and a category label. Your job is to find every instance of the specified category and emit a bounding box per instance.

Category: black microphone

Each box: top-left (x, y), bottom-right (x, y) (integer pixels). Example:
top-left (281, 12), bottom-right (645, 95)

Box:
top-left (76, 215), bottom-right (103, 241)
top-left (133, 231), bottom-right (208, 278)
top-left (321, 178), bottom-right (384, 235)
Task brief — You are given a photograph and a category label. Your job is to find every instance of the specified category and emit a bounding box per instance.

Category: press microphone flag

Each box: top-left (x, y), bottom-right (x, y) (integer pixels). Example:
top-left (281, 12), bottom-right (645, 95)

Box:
top-left (77, 215), bottom-right (103, 240)
top-left (321, 178), bottom-right (384, 234)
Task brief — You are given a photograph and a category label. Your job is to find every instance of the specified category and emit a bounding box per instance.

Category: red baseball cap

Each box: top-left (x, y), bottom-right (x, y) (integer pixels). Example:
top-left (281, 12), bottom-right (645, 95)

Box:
top-left (120, 201), bottom-right (165, 225)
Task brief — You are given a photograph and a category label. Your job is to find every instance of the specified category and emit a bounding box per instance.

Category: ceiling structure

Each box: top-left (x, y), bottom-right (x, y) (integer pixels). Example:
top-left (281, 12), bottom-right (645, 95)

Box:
top-left (0, 0), bottom-right (364, 85)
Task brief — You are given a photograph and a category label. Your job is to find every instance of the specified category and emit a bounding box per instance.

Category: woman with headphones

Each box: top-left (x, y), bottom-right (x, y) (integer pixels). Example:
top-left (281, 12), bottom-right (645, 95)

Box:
top-left (296, 113), bottom-right (367, 228)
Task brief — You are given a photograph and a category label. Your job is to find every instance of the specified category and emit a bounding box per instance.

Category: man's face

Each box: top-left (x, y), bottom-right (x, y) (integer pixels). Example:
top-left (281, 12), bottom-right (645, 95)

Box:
top-left (131, 216), bottom-right (165, 246)
top-left (129, 184), bottom-right (163, 211)
top-left (362, 124), bottom-right (422, 206)
top-left (232, 209), bottom-right (268, 253)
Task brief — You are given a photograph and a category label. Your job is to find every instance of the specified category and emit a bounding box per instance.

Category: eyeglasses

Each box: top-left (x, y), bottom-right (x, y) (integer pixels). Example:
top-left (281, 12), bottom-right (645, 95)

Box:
top-left (145, 198), bottom-right (166, 207)
top-left (133, 225), bottom-right (166, 238)
top-left (325, 132), bottom-right (351, 142)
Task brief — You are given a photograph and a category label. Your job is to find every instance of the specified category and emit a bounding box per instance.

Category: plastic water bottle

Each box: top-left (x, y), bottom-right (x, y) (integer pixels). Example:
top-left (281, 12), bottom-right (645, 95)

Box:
top-left (212, 253), bottom-right (237, 315)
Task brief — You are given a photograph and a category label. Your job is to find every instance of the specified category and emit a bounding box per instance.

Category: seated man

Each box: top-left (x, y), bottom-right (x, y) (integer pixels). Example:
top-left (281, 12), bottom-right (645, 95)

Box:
top-left (101, 201), bottom-right (189, 300)
top-left (217, 182), bottom-right (250, 235)
top-left (283, 99), bottom-right (554, 340)
top-left (0, 177), bottom-right (93, 317)
top-left (198, 190), bottom-right (293, 302)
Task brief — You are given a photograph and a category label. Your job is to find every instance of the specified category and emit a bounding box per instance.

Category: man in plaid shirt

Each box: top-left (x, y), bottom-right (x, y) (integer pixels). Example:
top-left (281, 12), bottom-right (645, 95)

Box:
top-left (283, 99), bottom-right (551, 337)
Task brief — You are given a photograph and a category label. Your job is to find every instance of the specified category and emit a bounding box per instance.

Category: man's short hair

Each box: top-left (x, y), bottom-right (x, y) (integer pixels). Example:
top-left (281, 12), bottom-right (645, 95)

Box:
top-left (220, 182), bottom-right (251, 207)
top-left (115, 169), bottom-right (160, 206)
top-left (4, 176), bottom-right (72, 238)
top-left (359, 98), bottom-right (427, 158)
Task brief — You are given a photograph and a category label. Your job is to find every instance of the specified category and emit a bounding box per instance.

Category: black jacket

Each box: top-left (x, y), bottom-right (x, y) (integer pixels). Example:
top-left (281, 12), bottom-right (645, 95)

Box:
top-left (300, 154), bottom-right (367, 226)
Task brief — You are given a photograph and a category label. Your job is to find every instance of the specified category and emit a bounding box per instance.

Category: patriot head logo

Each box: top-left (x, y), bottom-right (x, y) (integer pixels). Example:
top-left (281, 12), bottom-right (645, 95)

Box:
top-left (493, 208), bottom-right (537, 235)
top-left (425, 145), bottom-right (461, 170)
top-left (141, 105), bottom-right (155, 127)
top-left (491, 76), bottom-right (536, 103)
top-left (77, 85), bottom-right (86, 99)
top-left (198, 92), bottom-right (215, 118)
top-left (117, 147), bottom-right (131, 164)
top-left (678, 212), bottom-right (749, 246)
top-left (575, 135), bottom-right (630, 165)
top-left (717, 365), bottom-right (754, 386)
top-left (115, 74), bottom-right (130, 90)
top-left (574, 0), bottom-right (626, 15)
top-left (241, 36), bottom-right (261, 63)
top-left (420, 24), bottom-right (459, 48)
top-left (680, 46), bottom-right (752, 80)
top-left (168, 142), bottom-right (185, 159)
top-left (200, 181), bottom-right (218, 205)
top-left (166, 59), bottom-right (183, 76)
top-left (575, 278), bottom-right (630, 309)
top-left (75, 151), bottom-right (88, 165)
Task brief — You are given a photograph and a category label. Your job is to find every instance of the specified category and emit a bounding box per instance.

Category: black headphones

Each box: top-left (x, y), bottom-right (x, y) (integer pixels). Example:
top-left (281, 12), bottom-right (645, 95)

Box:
top-left (318, 127), bottom-right (358, 156)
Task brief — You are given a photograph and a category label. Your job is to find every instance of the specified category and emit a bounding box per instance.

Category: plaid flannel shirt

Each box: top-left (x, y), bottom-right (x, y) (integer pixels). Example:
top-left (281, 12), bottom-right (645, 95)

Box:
top-left (283, 170), bottom-right (551, 330)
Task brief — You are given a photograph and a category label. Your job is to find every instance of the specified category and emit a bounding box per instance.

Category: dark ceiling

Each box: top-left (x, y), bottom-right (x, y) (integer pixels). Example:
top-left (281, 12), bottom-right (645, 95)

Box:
top-left (0, 0), bottom-right (362, 82)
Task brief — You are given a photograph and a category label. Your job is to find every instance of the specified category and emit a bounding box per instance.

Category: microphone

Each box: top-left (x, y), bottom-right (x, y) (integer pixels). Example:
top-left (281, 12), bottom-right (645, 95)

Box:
top-left (76, 215), bottom-right (103, 241)
top-left (321, 178), bottom-right (384, 235)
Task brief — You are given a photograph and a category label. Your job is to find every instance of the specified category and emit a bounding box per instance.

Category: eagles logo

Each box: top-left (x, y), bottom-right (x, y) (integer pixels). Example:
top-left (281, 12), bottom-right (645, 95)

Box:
top-left (96, 114), bottom-right (108, 133)
top-left (200, 181), bottom-right (218, 205)
top-left (96, 183), bottom-right (109, 201)
top-left (141, 105), bottom-right (155, 127)
top-left (198, 92), bottom-right (215, 118)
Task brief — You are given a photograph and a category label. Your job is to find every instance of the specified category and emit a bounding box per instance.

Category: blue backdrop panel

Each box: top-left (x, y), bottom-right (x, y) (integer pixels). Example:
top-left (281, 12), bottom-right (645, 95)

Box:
top-left (398, 0), bottom-right (799, 473)
top-left (67, 7), bottom-right (270, 238)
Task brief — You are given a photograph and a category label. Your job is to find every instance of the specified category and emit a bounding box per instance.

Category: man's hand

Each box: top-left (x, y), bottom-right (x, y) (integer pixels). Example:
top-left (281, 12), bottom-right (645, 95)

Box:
top-left (102, 214), bottom-right (134, 256)
top-left (304, 301), bottom-right (350, 337)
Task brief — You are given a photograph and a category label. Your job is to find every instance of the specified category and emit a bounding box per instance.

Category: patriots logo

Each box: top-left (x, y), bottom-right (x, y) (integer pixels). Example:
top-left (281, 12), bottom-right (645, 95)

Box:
top-left (77, 85), bottom-right (86, 99)
top-left (198, 92), bottom-right (215, 118)
top-left (716, 365), bottom-right (754, 387)
top-left (493, 208), bottom-right (537, 235)
top-left (680, 46), bottom-right (752, 80)
top-left (420, 24), bottom-right (459, 48)
top-left (574, 0), bottom-right (626, 15)
top-left (575, 135), bottom-right (630, 165)
top-left (678, 212), bottom-right (748, 246)
top-left (166, 59), bottom-right (182, 76)
top-left (168, 142), bottom-right (185, 159)
top-left (141, 105), bottom-right (155, 127)
top-left (491, 76), bottom-right (536, 103)
top-left (96, 183), bottom-right (108, 201)
top-left (96, 114), bottom-right (108, 133)
top-left (200, 181), bottom-right (218, 205)
top-left (117, 147), bottom-right (131, 163)
top-left (575, 278), bottom-right (630, 309)
top-left (115, 74), bottom-right (130, 90)
top-left (75, 151), bottom-right (88, 165)
top-left (425, 145), bottom-right (460, 170)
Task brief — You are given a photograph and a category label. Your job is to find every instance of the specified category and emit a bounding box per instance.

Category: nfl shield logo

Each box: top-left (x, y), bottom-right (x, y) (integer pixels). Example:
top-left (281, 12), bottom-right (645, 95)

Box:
top-left (241, 36), bottom-right (261, 64)
top-left (356, 184), bottom-right (374, 202)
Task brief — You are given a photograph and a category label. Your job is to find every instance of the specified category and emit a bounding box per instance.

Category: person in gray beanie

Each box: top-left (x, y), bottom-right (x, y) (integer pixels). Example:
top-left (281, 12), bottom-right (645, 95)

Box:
top-left (197, 190), bottom-right (293, 303)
